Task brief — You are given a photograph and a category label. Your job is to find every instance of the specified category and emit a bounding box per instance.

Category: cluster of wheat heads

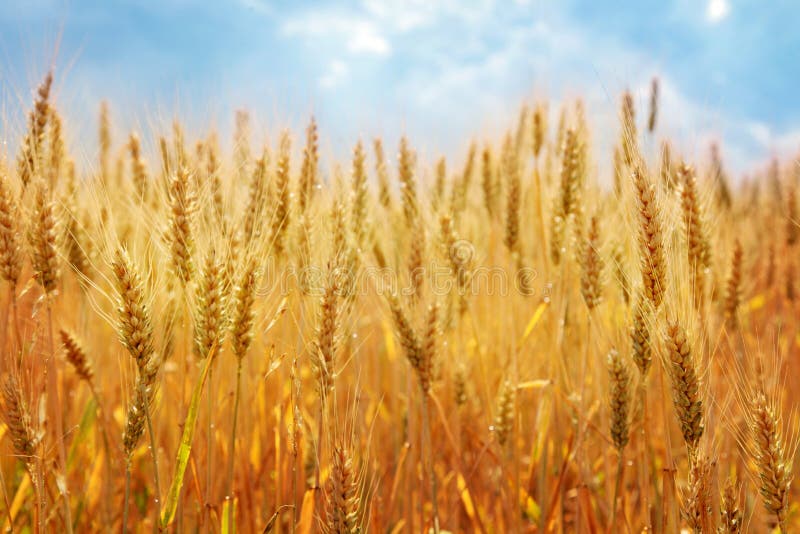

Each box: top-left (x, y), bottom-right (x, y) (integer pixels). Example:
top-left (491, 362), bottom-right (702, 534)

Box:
top-left (0, 71), bottom-right (798, 533)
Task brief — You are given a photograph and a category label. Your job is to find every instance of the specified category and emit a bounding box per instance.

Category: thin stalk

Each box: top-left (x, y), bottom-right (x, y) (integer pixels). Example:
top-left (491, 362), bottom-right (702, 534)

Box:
top-left (177, 295), bottom-right (189, 531)
top-left (292, 306), bottom-right (305, 534)
top-left (574, 314), bottom-right (592, 533)
top-left (35, 456), bottom-right (44, 533)
top-left (123, 458), bottom-right (132, 533)
top-left (0, 456), bottom-right (12, 533)
top-left (290, 423), bottom-right (298, 534)
top-left (658, 362), bottom-right (676, 533)
top-left (89, 383), bottom-right (114, 527)
top-left (45, 301), bottom-right (73, 534)
top-left (226, 360), bottom-right (243, 534)
top-left (453, 405), bottom-right (462, 534)
top-left (142, 386), bottom-right (161, 530)
top-left (275, 362), bottom-right (284, 534)
top-left (609, 452), bottom-right (624, 532)
top-left (314, 399), bottom-right (324, 516)
top-left (512, 346), bottom-right (521, 532)
top-left (406, 370), bottom-right (415, 532)
top-left (421, 393), bottom-right (440, 534)
top-left (638, 383), bottom-right (652, 532)
top-left (206, 367), bottom-right (213, 532)
top-left (509, 256), bottom-right (521, 534)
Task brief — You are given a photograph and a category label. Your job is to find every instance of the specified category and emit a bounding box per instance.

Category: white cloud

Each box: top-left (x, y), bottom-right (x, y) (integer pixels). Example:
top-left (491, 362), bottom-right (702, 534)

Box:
top-left (320, 60), bottom-right (349, 89)
top-left (747, 121), bottom-right (800, 155)
top-left (360, 0), bottom-right (496, 31)
top-left (361, 0), bottom-right (439, 31)
top-left (747, 121), bottom-right (772, 147)
top-left (347, 25), bottom-right (391, 55)
top-left (280, 1), bottom-right (497, 60)
top-left (281, 12), bottom-right (391, 57)
top-left (706, 0), bottom-right (730, 23)
top-left (276, 0), bottom-right (781, 174)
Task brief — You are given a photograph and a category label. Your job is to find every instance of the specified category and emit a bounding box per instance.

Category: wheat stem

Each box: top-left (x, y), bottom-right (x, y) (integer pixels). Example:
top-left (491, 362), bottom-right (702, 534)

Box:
top-left (46, 302), bottom-right (73, 534)
top-left (123, 459), bottom-right (132, 533)
top-left (609, 452), bottom-right (624, 532)
top-left (421, 392), bottom-right (440, 534)
top-left (143, 384), bottom-right (161, 526)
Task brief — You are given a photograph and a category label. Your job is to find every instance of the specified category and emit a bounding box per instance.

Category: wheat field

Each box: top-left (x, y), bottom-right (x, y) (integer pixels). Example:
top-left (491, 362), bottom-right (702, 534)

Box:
top-left (0, 70), bottom-right (797, 533)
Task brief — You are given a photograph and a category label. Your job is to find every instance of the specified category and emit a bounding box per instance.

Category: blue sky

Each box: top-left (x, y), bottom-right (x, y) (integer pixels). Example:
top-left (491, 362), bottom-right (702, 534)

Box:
top-left (1, 0), bottom-right (799, 175)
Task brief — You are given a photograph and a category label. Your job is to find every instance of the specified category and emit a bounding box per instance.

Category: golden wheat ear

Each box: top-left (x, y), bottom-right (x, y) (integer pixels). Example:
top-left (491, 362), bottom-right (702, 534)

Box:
top-left (60, 329), bottom-right (94, 384)
top-left (128, 132), bottom-right (150, 204)
top-left (647, 77), bottom-right (659, 133)
top-left (632, 168), bottom-right (666, 309)
top-left (493, 378), bottom-right (514, 449)
top-left (719, 476), bottom-right (743, 534)
top-left (1, 374), bottom-right (39, 460)
top-left (549, 127), bottom-right (585, 266)
top-left (28, 180), bottom-right (61, 294)
top-left (663, 320), bottom-right (705, 457)
top-left (167, 166), bottom-right (197, 285)
top-left (620, 90), bottom-right (638, 167)
top-left (298, 116), bottom-right (319, 213)
top-left (397, 136), bottom-right (419, 226)
top-left (0, 170), bottom-right (23, 286)
top-left (723, 240), bottom-right (743, 327)
top-left (682, 455), bottom-right (715, 532)
top-left (630, 295), bottom-right (653, 378)
top-left (16, 71), bottom-right (53, 189)
top-left (99, 102), bottom-right (112, 185)
top-left (373, 137), bottom-right (392, 211)
top-left (325, 444), bottom-right (361, 533)
top-left (481, 144), bottom-right (497, 217)
top-left (271, 131), bottom-right (292, 258)
top-left (230, 258), bottom-right (258, 360)
top-left (502, 133), bottom-right (521, 255)
top-left (193, 247), bottom-right (226, 360)
top-left (350, 139), bottom-right (369, 246)
top-left (112, 248), bottom-right (156, 370)
top-left (679, 162), bottom-right (712, 309)
top-left (532, 101), bottom-right (548, 158)
top-left (607, 349), bottom-right (631, 452)
top-left (749, 392), bottom-right (793, 532)
top-left (313, 272), bottom-right (339, 400)
top-left (580, 214), bottom-right (603, 311)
